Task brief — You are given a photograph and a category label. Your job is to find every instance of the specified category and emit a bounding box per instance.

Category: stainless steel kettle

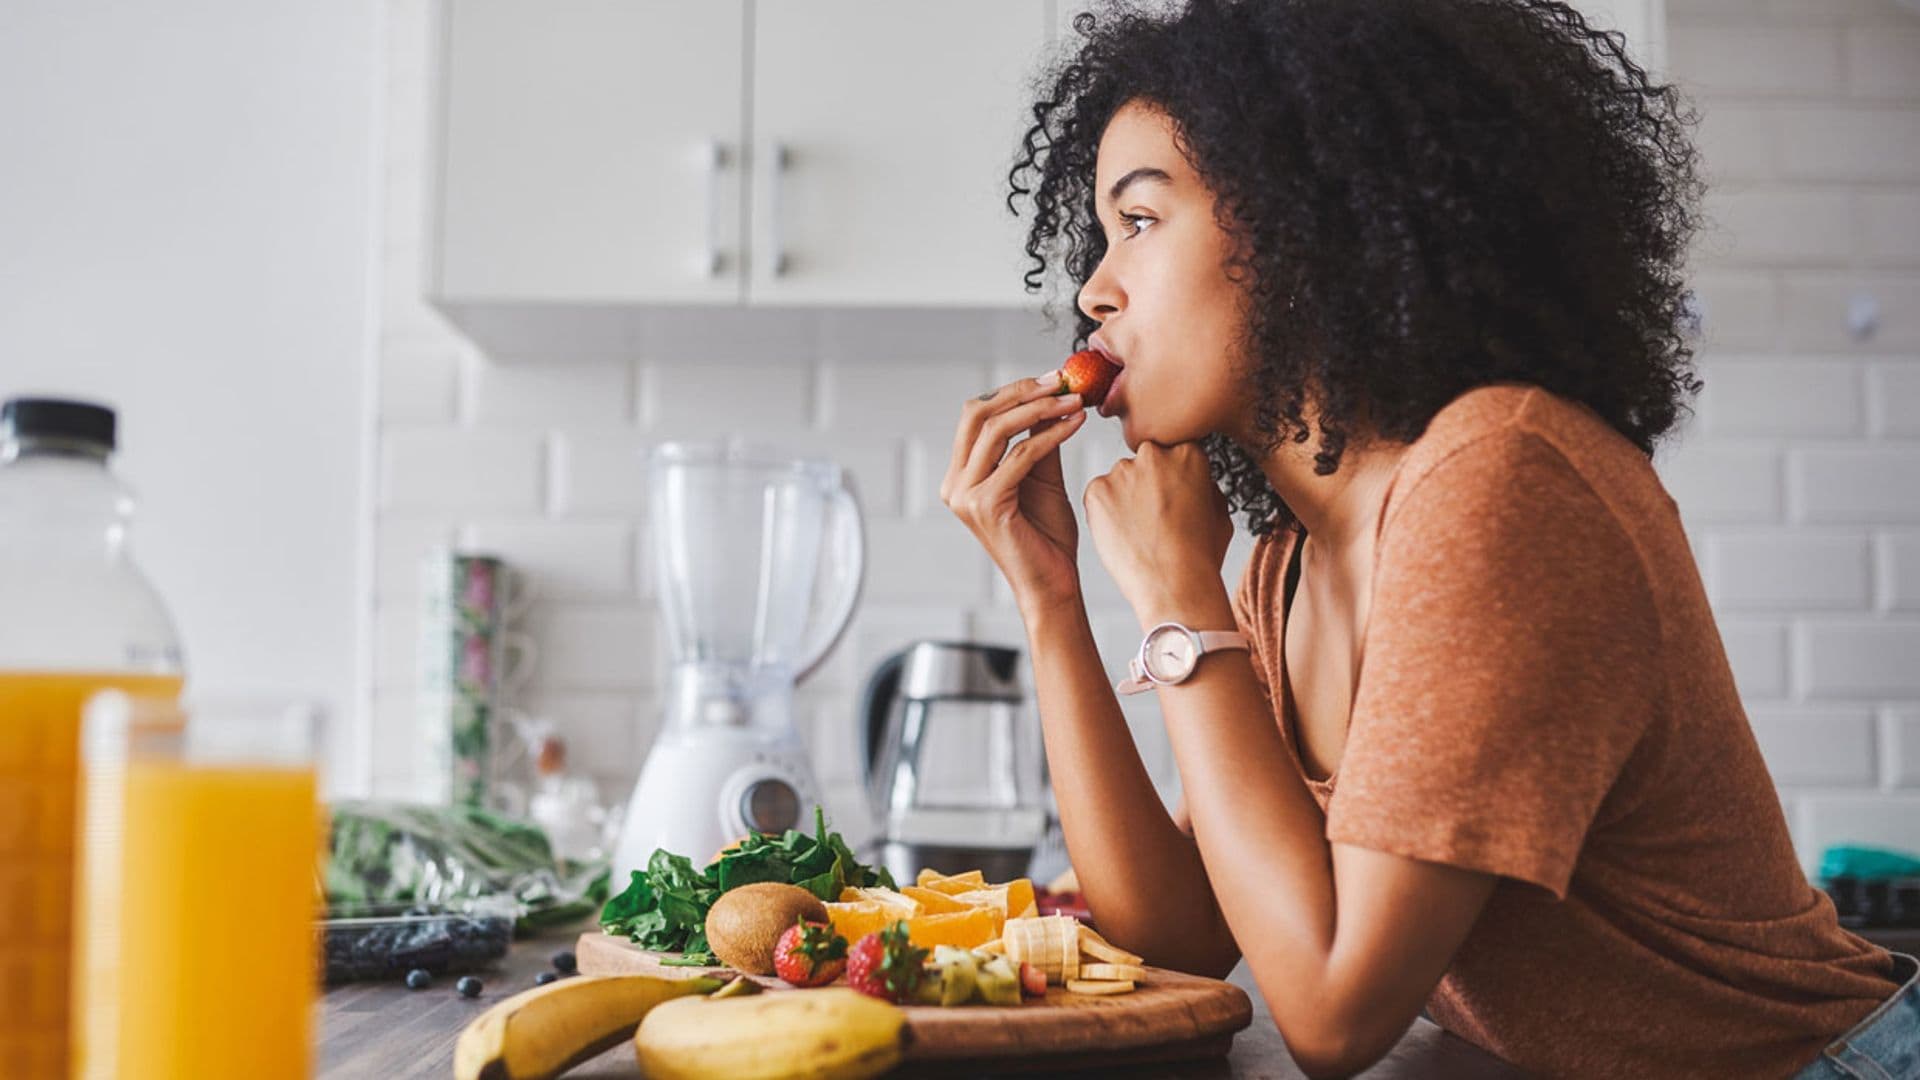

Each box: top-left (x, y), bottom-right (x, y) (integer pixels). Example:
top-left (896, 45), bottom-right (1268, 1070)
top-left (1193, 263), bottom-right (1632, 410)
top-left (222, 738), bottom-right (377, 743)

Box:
top-left (860, 640), bottom-right (1048, 885)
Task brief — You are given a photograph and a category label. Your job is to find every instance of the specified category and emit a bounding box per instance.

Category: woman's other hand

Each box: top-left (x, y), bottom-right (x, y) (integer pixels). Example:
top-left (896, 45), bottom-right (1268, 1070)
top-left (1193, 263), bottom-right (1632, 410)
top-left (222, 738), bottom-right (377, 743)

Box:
top-left (1084, 441), bottom-right (1235, 624)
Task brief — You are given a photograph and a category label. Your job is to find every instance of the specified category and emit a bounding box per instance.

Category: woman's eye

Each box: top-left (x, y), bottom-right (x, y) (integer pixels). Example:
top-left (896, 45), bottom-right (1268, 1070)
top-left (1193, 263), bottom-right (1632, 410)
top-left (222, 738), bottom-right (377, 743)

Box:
top-left (1118, 212), bottom-right (1155, 239)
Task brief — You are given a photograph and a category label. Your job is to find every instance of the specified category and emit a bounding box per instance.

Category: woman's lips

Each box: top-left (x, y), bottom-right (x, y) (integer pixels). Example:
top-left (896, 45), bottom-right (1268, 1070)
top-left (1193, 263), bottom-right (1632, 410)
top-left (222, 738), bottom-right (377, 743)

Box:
top-left (1098, 368), bottom-right (1127, 418)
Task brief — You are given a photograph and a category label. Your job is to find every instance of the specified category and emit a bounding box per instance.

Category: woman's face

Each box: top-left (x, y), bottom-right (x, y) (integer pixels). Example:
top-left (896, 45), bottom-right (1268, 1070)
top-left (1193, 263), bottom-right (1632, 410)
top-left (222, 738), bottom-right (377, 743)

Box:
top-left (1077, 99), bottom-right (1253, 451)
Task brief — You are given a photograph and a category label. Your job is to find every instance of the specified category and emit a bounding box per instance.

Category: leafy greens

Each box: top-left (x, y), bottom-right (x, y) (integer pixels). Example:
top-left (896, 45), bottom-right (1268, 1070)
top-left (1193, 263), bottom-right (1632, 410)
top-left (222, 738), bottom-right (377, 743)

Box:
top-left (599, 806), bottom-right (895, 964)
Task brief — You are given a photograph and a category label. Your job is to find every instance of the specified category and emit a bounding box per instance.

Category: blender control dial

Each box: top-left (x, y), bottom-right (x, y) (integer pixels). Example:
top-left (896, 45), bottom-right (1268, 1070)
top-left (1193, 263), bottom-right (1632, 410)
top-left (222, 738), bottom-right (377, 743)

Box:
top-left (739, 778), bottom-right (801, 834)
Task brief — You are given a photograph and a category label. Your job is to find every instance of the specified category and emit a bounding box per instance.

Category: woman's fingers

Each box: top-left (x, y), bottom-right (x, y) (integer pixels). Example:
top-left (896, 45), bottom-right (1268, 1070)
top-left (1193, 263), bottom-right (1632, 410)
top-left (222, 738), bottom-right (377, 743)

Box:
top-left (972, 408), bottom-right (1087, 503)
top-left (958, 392), bottom-right (1084, 490)
top-left (942, 371), bottom-right (1064, 503)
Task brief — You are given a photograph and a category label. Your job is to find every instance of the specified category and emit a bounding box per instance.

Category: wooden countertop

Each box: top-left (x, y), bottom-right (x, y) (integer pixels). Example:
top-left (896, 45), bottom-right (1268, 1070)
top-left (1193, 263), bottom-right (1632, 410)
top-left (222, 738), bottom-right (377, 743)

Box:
top-left (318, 923), bottom-right (1526, 1079)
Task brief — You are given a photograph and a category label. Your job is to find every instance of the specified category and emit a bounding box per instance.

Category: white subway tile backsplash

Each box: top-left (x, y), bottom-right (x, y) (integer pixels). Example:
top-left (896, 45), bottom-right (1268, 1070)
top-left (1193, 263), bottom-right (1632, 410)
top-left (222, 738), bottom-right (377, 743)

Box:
top-left (1748, 706), bottom-right (1877, 786)
top-left (1791, 446), bottom-right (1920, 522)
top-left (644, 360), bottom-right (813, 431)
top-left (467, 356), bottom-right (632, 425)
top-left (1885, 707), bottom-right (1920, 787)
top-left (1855, 192), bottom-right (1920, 268)
top-left (1798, 620), bottom-right (1920, 698)
top-left (460, 520), bottom-right (633, 601)
top-left (1776, 107), bottom-right (1920, 183)
top-left (1688, 272), bottom-right (1780, 351)
top-left (551, 429), bottom-right (649, 516)
top-left (1866, 363), bottom-right (1920, 436)
top-left (1846, 27), bottom-right (1920, 100)
top-left (382, 428), bottom-right (545, 512)
top-left (1699, 357), bottom-right (1862, 435)
top-left (1707, 531), bottom-right (1873, 609)
top-left (1701, 190), bottom-right (1854, 266)
top-left (642, 308), bottom-right (824, 365)
top-left (1719, 618), bottom-right (1792, 700)
top-left (821, 358), bottom-right (995, 438)
top-left (864, 517), bottom-right (993, 606)
top-left (1668, 24), bottom-right (1843, 98)
top-left (1655, 442), bottom-right (1784, 524)
top-left (523, 605), bottom-right (661, 692)
top-left (819, 309), bottom-right (998, 367)
top-left (1780, 273), bottom-right (1920, 353)
top-left (1693, 104), bottom-right (1777, 183)
top-left (1881, 533), bottom-right (1920, 611)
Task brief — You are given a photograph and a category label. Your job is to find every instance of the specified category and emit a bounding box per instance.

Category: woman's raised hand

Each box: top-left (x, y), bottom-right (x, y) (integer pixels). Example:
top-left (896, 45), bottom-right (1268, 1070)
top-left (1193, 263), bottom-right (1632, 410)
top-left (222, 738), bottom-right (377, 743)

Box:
top-left (939, 371), bottom-right (1090, 615)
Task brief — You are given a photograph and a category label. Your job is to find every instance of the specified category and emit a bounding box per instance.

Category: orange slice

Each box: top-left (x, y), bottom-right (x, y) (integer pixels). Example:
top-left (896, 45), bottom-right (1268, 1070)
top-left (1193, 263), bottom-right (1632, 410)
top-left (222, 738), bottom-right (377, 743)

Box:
top-left (824, 901), bottom-right (894, 946)
top-left (904, 907), bottom-right (1003, 951)
top-left (901, 885), bottom-right (973, 915)
top-left (915, 868), bottom-right (986, 890)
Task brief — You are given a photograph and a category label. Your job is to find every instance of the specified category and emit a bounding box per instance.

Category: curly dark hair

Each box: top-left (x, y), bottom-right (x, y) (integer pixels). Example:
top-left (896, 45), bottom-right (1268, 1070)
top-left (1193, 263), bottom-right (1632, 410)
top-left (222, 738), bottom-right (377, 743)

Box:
top-left (1007, 0), bottom-right (1706, 537)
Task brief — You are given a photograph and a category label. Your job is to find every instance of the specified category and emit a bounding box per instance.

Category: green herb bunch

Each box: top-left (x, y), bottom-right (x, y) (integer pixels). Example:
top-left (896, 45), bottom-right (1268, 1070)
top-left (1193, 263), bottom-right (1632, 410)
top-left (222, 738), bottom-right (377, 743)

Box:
top-left (598, 807), bottom-right (894, 965)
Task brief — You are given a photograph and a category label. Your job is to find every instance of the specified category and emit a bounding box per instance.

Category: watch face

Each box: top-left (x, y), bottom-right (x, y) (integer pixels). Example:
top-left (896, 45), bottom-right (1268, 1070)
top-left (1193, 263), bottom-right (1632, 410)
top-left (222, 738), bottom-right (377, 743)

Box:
top-left (1143, 626), bottom-right (1198, 682)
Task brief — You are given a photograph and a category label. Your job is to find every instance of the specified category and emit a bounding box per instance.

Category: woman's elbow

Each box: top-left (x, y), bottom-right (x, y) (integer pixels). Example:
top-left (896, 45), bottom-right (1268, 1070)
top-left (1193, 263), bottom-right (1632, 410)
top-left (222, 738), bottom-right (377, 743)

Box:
top-left (1276, 1011), bottom-right (1405, 1079)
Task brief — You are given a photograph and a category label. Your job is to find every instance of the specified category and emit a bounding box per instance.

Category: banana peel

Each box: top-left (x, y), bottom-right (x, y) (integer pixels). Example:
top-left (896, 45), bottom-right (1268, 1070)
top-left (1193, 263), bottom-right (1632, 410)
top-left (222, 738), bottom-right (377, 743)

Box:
top-left (453, 973), bottom-right (721, 1080)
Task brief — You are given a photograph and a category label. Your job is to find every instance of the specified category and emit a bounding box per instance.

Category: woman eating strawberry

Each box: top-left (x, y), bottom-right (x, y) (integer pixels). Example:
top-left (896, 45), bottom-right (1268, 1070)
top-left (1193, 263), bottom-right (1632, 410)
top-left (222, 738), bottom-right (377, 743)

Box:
top-left (940, 1), bottom-right (1910, 1076)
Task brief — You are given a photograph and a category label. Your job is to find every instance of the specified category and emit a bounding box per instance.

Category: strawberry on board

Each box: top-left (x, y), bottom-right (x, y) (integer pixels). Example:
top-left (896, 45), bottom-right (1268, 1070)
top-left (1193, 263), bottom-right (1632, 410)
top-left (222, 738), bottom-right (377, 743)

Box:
top-left (772, 918), bottom-right (849, 988)
top-left (1055, 349), bottom-right (1119, 409)
top-left (846, 921), bottom-right (929, 1003)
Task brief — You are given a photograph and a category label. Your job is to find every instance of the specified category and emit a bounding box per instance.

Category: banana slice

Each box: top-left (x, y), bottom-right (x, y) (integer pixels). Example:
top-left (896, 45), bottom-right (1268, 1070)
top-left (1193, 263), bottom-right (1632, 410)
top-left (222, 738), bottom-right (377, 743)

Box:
top-left (1065, 978), bottom-right (1136, 996)
top-left (1057, 915), bottom-right (1079, 982)
top-left (1077, 925), bottom-right (1143, 966)
top-left (1079, 963), bottom-right (1146, 982)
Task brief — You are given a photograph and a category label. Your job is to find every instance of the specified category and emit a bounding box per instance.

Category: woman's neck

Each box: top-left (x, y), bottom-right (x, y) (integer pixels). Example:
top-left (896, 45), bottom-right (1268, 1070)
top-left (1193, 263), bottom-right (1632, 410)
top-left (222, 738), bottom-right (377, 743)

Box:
top-left (1257, 433), bottom-right (1407, 557)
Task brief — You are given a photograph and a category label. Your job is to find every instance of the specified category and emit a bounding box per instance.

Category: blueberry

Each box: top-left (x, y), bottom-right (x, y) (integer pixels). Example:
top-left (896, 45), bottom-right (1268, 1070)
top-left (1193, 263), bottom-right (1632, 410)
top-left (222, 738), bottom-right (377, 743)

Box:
top-left (404, 969), bottom-right (432, 990)
top-left (550, 950), bottom-right (577, 975)
top-left (456, 976), bottom-right (483, 999)
top-left (534, 971), bottom-right (558, 986)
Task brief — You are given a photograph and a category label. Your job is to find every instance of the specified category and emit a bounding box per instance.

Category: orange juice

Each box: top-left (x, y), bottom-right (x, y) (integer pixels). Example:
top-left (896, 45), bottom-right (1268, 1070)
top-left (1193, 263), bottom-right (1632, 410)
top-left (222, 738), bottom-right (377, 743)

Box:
top-left (76, 758), bottom-right (321, 1080)
top-left (0, 670), bottom-right (182, 1079)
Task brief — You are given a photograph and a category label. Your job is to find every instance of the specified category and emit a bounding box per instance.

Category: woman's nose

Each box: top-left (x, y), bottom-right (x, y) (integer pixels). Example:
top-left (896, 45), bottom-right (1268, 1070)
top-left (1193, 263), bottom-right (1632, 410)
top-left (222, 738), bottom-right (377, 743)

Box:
top-left (1077, 257), bottom-right (1123, 322)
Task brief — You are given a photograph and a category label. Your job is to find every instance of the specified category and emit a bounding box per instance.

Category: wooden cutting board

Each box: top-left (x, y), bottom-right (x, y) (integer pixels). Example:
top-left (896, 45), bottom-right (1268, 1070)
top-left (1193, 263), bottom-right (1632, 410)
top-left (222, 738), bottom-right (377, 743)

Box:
top-left (577, 932), bottom-right (1254, 1072)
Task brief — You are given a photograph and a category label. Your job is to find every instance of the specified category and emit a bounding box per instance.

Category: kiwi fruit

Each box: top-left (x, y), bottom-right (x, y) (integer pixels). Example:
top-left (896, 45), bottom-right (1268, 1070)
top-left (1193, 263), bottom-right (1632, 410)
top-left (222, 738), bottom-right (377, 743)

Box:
top-left (704, 882), bottom-right (830, 974)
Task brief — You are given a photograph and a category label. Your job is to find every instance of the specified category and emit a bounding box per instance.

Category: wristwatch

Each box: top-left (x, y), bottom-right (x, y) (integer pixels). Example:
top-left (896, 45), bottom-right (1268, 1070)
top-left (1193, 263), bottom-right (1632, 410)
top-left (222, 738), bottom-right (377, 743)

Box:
top-left (1114, 621), bottom-right (1250, 695)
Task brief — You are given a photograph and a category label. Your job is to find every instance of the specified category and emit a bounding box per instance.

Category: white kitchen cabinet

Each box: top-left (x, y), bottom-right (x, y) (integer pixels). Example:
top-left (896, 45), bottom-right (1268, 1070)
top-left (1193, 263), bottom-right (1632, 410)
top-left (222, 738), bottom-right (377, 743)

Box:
top-left (431, 0), bottom-right (1049, 310)
top-left (748, 1), bottom-right (1049, 307)
top-left (433, 0), bottom-right (748, 305)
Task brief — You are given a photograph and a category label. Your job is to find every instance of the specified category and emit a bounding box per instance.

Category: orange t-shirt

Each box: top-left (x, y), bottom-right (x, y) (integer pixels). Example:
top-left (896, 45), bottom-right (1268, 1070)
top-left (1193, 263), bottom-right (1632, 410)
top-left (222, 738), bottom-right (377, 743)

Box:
top-left (1230, 384), bottom-right (1897, 1078)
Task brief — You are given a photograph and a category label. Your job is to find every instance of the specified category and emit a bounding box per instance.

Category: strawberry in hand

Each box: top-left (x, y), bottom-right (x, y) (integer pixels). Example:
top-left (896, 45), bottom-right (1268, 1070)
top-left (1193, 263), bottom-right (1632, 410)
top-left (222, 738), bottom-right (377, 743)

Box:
top-left (1054, 349), bottom-right (1119, 410)
top-left (771, 918), bottom-right (849, 988)
top-left (845, 921), bottom-right (928, 1003)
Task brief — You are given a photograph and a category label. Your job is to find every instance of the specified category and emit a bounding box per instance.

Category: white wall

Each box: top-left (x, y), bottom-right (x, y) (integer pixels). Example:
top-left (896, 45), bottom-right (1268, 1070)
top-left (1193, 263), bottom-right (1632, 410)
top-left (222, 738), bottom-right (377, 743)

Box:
top-left (0, 2), bottom-right (382, 789)
top-left (1660, 0), bottom-right (1920, 869)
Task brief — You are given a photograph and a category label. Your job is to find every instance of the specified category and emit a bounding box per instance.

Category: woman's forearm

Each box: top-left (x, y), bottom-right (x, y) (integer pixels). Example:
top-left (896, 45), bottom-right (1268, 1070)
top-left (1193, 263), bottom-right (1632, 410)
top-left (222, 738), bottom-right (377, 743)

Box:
top-left (1021, 592), bottom-right (1241, 976)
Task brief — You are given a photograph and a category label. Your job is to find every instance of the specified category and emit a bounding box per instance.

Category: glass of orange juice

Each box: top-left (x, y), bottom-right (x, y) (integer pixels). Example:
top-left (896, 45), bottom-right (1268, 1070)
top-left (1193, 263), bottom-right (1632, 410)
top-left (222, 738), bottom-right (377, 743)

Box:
top-left (72, 693), bottom-right (325, 1080)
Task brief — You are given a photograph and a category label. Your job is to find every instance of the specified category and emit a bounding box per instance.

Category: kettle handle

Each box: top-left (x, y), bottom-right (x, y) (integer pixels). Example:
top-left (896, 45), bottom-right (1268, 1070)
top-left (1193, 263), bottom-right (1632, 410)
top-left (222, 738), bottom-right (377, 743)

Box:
top-left (859, 647), bottom-right (910, 814)
top-left (793, 477), bottom-right (867, 685)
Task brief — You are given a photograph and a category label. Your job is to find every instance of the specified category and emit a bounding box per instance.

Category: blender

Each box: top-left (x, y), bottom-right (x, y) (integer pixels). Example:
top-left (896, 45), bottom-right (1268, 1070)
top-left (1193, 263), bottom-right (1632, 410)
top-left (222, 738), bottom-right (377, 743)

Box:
top-left (612, 439), bottom-right (865, 881)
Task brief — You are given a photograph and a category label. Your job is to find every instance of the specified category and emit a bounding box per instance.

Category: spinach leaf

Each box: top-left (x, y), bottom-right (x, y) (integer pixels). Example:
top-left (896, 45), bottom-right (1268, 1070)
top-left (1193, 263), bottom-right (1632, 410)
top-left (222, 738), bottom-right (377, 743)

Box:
top-left (597, 805), bottom-right (890, 959)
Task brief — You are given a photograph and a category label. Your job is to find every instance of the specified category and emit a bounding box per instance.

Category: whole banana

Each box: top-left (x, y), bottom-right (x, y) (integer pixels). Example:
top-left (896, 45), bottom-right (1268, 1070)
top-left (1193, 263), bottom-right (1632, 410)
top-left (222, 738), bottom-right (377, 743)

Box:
top-left (453, 973), bottom-right (721, 1080)
top-left (634, 987), bottom-right (909, 1080)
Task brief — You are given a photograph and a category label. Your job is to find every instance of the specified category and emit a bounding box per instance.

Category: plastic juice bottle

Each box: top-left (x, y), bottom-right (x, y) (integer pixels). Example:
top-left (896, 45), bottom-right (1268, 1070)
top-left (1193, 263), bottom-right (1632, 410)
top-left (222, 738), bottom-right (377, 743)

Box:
top-left (0, 397), bottom-right (184, 1079)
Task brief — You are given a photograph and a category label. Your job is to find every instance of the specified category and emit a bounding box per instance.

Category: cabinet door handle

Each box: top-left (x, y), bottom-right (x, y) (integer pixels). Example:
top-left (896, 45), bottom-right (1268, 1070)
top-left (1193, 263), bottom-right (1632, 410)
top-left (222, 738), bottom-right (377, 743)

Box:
top-left (766, 141), bottom-right (791, 278)
top-left (698, 140), bottom-right (727, 279)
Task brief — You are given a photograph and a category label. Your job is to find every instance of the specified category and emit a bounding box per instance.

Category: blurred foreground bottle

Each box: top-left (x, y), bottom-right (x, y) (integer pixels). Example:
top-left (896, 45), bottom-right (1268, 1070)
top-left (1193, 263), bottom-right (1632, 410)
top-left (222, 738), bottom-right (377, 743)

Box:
top-left (0, 397), bottom-right (185, 1078)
